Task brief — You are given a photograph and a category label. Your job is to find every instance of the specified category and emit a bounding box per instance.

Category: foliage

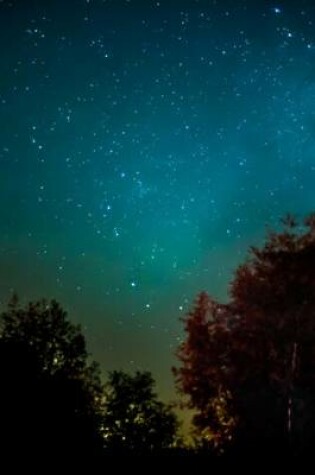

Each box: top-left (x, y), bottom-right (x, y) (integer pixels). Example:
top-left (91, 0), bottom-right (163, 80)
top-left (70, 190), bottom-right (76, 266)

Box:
top-left (1, 296), bottom-right (87, 377)
top-left (0, 297), bottom-right (104, 459)
top-left (174, 292), bottom-right (237, 448)
top-left (103, 370), bottom-right (179, 453)
top-left (175, 214), bottom-right (315, 455)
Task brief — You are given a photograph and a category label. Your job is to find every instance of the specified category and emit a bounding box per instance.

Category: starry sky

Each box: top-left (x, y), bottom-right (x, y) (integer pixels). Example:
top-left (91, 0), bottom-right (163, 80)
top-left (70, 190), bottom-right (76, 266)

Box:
top-left (1, 0), bottom-right (315, 402)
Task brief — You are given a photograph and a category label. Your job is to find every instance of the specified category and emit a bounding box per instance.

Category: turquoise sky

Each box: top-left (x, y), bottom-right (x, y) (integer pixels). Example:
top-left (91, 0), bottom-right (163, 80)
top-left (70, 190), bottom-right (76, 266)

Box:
top-left (1, 0), bottom-right (315, 402)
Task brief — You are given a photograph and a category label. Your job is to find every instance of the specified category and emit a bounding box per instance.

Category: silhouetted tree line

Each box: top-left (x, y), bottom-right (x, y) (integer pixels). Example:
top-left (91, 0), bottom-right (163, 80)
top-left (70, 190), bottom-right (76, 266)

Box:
top-left (0, 297), bottom-right (179, 460)
top-left (2, 213), bottom-right (315, 459)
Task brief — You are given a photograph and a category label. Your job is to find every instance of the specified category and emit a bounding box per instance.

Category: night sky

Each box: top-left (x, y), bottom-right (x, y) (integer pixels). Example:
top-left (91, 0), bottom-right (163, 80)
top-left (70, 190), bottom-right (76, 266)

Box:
top-left (1, 0), bottom-right (315, 402)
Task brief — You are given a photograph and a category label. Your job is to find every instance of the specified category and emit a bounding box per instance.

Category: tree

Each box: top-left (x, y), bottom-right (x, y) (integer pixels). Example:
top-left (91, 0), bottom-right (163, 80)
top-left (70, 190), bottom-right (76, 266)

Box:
top-left (174, 214), bottom-right (315, 455)
top-left (174, 292), bottom-right (236, 450)
top-left (0, 297), bottom-right (104, 460)
top-left (103, 370), bottom-right (179, 453)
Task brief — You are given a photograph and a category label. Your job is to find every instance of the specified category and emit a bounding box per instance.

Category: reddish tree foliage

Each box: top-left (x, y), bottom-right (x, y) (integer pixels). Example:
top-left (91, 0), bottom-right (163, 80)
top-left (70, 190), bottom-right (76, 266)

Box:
top-left (174, 292), bottom-right (236, 447)
top-left (174, 214), bottom-right (315, 454)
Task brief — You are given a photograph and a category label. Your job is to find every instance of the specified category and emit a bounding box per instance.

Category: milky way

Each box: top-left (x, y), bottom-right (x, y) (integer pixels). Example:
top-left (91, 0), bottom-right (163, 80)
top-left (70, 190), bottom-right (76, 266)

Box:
top-left (1, 0), bottom-right (315, 400)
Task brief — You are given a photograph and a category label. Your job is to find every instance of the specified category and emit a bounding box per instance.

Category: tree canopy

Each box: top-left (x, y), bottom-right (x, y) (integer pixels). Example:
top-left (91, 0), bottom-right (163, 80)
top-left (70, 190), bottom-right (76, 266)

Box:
top-left (0, 297), bottom-right (104, 460)
top-left (103, 370), bottom-right (179, 453)
top-left (174, 214), bottom-right (315, 455)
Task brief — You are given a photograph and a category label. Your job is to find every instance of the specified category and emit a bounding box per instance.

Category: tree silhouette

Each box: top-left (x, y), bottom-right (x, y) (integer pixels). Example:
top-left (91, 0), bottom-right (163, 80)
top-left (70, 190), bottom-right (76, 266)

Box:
top-left (174, 214), bottom-right (315, 455)
top-left (0, 297), bottom-right (104, 460)
top-left (174, 292), bottom-right (236, 450)
top-left (103, 370), bottom-right (179, 454)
